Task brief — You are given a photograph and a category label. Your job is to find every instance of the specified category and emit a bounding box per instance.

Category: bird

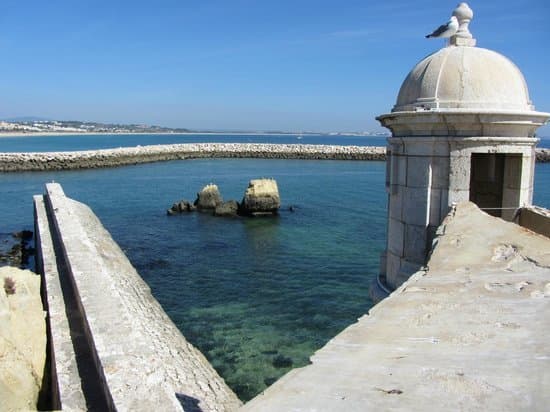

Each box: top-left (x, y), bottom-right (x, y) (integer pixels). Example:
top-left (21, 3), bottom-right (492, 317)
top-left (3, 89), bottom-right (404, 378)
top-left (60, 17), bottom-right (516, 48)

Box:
top-left (426, 15), bottom-right (459, 39)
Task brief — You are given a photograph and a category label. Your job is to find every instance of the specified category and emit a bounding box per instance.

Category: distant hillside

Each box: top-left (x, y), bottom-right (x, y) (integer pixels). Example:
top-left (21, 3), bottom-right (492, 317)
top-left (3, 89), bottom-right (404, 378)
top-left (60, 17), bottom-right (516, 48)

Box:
top-left (0, 119), bottom-right (191, 134)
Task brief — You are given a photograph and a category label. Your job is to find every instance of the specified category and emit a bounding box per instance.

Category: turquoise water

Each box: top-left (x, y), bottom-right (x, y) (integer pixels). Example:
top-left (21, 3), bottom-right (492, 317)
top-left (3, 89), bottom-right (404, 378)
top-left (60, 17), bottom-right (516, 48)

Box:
top-left (0, 133), bottom-right (548, 153)
top-left (1, 134), bottom-right (549, 400)
top-left (0, 155), bottom-right (386, 400)
top-left (0, 133), bottom-right (388, 152)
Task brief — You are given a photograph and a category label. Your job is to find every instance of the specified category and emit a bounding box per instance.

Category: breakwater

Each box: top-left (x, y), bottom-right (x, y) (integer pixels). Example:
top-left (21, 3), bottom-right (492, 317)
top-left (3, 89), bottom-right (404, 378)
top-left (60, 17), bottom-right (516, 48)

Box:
top-left (1, 143), bottom-right (549, 172)
top-left (0, 143), bottom-right (385, 171)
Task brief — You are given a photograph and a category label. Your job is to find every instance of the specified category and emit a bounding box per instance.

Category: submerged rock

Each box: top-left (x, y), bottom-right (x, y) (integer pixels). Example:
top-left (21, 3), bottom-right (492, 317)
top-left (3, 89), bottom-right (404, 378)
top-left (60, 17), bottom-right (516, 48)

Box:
top-left (272, 354), bottom-right (293, 368)
top-left (214, 200), bottom-right (239, 217)
top-left (240, 179), bottom-right (280, 216)
top-left (194, 184), bottom-right (223, 211)
top-left (0, 232), bottom-right (34, 268)
top-left (167, 199), bottom-right (196, 215)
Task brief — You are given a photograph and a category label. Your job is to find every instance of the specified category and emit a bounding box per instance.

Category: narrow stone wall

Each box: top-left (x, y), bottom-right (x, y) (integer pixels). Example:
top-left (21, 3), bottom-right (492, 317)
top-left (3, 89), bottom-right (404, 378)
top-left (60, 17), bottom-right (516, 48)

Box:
top-left (517, 205), bottom-right (550, 238)
top-left (0, 143), bottom-right (386, 171)
top-left (34, 195), bottom-right (87, 410)
top-left (35, 183), bottom-right (241, 412)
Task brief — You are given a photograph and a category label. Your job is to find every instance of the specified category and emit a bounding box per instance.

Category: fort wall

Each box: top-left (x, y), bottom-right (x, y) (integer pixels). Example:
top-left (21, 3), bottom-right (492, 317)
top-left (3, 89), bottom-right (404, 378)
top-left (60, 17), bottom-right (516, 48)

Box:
top-left (34, 183), bottom-right (241, 412)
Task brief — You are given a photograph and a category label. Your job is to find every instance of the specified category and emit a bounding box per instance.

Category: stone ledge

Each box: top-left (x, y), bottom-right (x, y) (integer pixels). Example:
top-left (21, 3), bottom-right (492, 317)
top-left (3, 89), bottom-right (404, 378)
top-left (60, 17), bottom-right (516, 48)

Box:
top-left (34, 195), bottom-right (87, 411)
top-left (241, 202), bottom-right (550, 411)
top-left (516, 205), bottom-right (550, 238)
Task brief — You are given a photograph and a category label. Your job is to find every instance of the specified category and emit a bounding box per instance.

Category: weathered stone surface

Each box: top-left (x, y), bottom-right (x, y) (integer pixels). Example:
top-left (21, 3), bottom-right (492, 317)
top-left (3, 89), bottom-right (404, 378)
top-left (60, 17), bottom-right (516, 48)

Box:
top-left (34, 195), bottom-right (86, 411)
top-left (40, 183), bottom-right (241, 411)
top-left (214, 200), bottom-right (239, 217)
top-left (241, 202), bottom-right (550, 411)
top-left (195, 184), bottom-right (223, 210)
top-left (0, 266), bottom-right (46, 412)
top-left (240, 179), bottom-right (280, 216)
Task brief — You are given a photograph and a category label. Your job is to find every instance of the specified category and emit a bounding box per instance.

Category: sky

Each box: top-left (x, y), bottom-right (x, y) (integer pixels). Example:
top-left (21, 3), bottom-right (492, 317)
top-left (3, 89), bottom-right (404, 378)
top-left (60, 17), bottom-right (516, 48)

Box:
top-left (0, 0), bottom-right (549, 133)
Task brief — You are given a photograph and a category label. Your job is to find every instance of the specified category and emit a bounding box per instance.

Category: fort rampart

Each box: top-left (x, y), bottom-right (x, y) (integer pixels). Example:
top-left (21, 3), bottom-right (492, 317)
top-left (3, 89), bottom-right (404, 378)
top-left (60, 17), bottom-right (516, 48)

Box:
top-left (34, 183), bottom-right (241, 411)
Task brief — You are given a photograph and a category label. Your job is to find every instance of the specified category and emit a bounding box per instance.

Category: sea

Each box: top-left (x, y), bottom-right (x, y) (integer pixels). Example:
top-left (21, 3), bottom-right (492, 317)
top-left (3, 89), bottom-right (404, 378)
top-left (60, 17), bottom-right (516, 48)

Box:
top-left (1, 133), bottom-right (549, 400)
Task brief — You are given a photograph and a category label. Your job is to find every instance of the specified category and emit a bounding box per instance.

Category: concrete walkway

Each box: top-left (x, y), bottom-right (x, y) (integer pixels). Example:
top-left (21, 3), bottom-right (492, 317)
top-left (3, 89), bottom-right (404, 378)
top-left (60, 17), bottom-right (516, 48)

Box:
top-left (241, 202), bottom-right (550, 411)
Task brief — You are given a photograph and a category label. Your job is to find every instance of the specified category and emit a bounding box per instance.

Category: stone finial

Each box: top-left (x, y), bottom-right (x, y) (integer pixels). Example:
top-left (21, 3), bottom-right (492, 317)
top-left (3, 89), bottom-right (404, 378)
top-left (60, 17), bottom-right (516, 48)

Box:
top-left (450, 2), bottom-right (476, 46)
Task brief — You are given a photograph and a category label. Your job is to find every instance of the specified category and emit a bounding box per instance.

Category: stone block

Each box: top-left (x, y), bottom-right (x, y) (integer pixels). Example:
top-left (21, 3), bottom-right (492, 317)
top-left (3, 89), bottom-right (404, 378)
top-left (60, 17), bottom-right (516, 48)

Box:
top-left (519, 155), bottom-right (536, 190)
top-left (404, 224), bottom-right (428, 262)
top-left (387, 218), bottom-right (404, 257)
top-left (429, 188), bottom-right (443, 226)
top-left (431, 156), bottom-right (450, 189)
top-left (402, 186), bottom-right (429, 226)
top-left (394, 154), bottom-right (407, 186)
top-left (449, 155), bottom-right (471, 192)
top-left (388, 141), bottom-right (405, 156)
top-left (389, 187), bottom-right (403, 221)
top-left (385, 251), bottom-right (402, 289)
top-left (503, 155), bottom-right (522, 190)
top-left (396, 258), bottom-right (423, 286)
top-left (448, 189), bottom-right (470, 205)
top-left (402, 138), bottom-right (449, 157)
top-left (406, 156), bottom-right (431, 188)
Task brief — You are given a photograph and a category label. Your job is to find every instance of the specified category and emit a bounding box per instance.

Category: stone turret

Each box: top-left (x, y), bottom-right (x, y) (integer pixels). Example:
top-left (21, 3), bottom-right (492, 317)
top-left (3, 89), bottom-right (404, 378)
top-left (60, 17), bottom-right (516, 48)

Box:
top-left (375, 3), bottom-right (550, 292)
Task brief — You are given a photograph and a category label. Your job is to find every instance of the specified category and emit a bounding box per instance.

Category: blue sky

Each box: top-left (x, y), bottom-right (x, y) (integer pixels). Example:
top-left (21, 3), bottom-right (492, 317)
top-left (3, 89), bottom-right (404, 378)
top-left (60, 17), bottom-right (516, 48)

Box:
top-left (0, 0), bottom-right (548, 133)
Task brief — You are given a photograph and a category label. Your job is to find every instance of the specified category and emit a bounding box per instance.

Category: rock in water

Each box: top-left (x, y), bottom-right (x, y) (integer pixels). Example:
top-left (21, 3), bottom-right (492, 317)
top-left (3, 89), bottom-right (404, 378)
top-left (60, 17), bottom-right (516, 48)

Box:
top-left (214, 200), bottom-right (239, 217)
top-left (194, 184), bottom-right (223, 211)
top-left (240, 179), bottom-right (281, 216)
top-left (167, 199), bottom-right (196, 215)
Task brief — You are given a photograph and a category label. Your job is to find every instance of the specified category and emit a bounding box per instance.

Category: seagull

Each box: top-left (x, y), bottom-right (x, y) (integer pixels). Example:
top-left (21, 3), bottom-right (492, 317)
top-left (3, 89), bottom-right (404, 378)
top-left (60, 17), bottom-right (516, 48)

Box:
top-left (426, 15), bottom-right (459, 39)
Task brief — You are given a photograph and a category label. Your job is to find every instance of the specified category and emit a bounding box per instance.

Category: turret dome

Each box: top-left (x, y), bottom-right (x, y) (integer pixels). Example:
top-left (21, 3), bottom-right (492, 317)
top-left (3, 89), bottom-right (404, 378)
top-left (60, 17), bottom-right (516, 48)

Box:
top-left (393, 46), bottom-right (534, 113)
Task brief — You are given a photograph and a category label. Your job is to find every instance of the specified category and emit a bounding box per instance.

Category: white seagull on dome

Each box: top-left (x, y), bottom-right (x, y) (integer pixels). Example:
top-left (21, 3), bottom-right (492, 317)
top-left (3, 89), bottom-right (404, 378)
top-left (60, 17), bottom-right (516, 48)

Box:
top-left (425, 15), bottom-right (459, 38)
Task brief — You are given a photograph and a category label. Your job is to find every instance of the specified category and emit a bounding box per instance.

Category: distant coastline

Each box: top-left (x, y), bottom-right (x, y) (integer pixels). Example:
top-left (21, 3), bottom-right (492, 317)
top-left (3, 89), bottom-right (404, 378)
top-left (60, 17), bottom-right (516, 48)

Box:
top-left (0, 119), bottom-right (389, 138)
top-left (0, 131), bottom-right (329, 138)
top-left (0, 131), bottom-right (386, 139)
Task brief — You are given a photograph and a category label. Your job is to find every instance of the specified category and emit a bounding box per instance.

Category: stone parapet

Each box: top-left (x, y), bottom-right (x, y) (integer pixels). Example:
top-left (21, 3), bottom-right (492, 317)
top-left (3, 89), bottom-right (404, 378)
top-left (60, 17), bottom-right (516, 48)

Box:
top-left (516, 205), bottom-right (550, 238)
top-left (34, 195), bottom-right (87, 411)
top-left (35, 183), bottom-right (241, 411)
